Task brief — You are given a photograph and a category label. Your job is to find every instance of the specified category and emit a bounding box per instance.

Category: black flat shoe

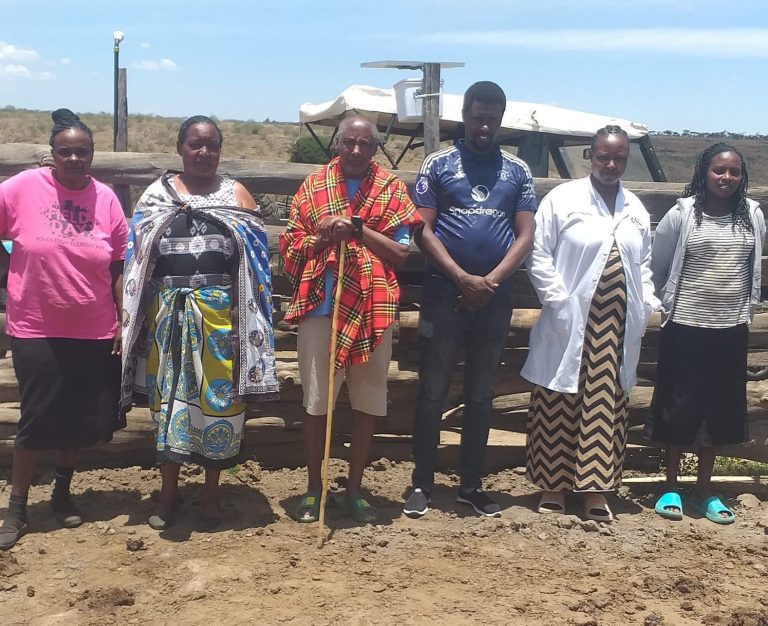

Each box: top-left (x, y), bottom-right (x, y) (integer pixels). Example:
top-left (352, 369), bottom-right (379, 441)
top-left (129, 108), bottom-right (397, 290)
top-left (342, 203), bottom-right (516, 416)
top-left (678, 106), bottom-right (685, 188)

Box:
top-left (0, 518), bottom-right (28, 550)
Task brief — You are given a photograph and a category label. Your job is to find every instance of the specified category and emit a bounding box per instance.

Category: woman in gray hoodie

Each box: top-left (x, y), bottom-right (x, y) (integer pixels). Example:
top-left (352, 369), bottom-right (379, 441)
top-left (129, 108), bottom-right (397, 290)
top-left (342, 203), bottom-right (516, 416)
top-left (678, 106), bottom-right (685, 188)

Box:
top-left (649, 143), bottom-right (765, 524)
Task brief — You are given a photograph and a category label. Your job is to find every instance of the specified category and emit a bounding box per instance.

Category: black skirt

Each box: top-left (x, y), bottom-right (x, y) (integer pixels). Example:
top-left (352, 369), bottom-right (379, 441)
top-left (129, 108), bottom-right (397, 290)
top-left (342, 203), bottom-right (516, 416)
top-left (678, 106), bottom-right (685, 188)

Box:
top-left (649, 321), bottom-right (749, 447)
top-left (12, 337), bottom-right (125, 450)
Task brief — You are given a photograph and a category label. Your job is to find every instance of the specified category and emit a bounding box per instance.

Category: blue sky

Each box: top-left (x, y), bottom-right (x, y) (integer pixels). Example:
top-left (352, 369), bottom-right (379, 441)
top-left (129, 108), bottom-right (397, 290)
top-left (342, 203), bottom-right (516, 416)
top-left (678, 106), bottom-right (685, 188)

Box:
top-left (1, 0), bottom-right (767, 134)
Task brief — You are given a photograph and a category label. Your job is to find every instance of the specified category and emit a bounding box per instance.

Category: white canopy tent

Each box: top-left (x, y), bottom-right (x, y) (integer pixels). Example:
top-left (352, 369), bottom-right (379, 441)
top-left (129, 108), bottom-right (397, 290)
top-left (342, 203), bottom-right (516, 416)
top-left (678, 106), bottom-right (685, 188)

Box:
top-left (298, 85), bottom-right (665, 181)
top-left (299, 84), bottom-right (649, 141)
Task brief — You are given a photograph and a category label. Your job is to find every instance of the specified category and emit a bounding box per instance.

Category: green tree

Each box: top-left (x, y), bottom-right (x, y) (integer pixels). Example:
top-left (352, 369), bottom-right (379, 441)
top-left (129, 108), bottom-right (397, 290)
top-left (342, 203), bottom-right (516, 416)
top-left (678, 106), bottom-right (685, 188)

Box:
top-left (290, 136), bottom-right (330, 165)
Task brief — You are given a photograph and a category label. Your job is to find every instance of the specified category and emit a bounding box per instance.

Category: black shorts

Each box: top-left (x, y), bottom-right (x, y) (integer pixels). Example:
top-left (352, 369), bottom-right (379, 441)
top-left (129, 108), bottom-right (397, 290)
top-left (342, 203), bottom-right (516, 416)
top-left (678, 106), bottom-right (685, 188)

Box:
top-left (12, 337), bottom-right (125, 450)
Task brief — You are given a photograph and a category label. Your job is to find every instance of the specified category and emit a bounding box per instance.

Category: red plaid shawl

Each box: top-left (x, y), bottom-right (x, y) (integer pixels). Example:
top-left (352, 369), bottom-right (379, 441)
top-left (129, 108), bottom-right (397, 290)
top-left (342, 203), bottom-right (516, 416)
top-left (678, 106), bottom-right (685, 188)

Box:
top-left (280, 157), bottom-right (421, 371)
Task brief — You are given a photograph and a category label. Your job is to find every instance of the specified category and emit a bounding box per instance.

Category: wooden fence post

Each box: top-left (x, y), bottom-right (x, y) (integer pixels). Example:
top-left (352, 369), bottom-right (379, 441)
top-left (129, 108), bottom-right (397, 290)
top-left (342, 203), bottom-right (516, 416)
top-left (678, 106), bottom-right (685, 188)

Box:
top-left (114, 68), bottom-right (132, 216)
top-left (422, 63), bottom-right (441, 157)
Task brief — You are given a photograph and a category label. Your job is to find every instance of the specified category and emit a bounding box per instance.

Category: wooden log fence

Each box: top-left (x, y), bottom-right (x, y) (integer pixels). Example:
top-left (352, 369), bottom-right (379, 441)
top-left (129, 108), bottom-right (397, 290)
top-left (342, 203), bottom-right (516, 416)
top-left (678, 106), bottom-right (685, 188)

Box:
top-left (3, 143), bottom-right (768, 212)
top-left (0, 145), bottom-right (767, 469)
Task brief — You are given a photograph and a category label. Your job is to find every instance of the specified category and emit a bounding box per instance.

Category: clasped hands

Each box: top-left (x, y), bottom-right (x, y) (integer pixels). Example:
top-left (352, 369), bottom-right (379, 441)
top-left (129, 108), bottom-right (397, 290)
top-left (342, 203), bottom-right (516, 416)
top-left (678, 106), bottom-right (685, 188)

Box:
top-left (456, 273), bottom-right (499, 311)
top-left (316, 216), bottom-right (356, 247)
top-left (315, 217), bottom-right (496, 310)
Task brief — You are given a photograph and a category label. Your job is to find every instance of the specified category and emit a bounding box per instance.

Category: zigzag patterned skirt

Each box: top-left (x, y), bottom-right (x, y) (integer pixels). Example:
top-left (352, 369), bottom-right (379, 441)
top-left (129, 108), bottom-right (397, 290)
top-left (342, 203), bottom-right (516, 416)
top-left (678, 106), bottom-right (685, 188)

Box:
top-left (526, 243), bottom-right (629, 492)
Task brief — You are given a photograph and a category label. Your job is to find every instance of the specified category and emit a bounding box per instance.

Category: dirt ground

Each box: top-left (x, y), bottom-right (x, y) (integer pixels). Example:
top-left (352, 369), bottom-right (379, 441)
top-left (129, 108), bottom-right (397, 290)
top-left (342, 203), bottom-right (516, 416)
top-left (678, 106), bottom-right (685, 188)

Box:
top-left (0, 459), bottom-right (767, 626)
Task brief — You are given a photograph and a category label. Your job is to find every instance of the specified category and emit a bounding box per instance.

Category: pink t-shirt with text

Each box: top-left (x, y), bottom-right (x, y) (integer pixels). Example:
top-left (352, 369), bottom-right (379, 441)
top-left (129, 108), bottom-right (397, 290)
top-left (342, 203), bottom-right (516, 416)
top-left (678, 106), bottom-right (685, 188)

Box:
top-left (0, 167), bottom-right (128, 339)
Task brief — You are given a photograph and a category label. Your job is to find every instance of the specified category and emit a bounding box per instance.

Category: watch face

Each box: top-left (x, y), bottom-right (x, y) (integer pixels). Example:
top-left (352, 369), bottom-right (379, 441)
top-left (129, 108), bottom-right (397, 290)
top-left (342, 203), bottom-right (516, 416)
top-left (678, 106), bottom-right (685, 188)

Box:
top-left (351, 216), bottom-right (363, 239)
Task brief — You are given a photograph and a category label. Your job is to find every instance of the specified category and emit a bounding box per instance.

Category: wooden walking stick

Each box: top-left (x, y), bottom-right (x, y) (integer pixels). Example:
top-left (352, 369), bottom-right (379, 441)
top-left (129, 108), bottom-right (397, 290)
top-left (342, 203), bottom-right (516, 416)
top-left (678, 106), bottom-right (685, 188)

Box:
top-left (317, 239), bottom-right (347, 548)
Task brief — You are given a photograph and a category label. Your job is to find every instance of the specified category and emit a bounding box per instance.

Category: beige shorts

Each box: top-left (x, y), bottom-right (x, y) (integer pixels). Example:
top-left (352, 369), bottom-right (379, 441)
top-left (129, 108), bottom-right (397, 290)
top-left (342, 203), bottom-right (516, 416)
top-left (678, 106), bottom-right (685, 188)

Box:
top-left (297, 316), bottom-right (392, 417)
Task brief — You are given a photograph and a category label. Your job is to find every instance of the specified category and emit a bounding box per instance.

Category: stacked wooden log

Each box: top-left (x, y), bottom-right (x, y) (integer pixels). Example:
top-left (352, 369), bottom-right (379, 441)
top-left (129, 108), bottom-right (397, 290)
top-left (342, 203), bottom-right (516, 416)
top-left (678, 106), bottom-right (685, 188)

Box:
top-left (2, 308), bottom-right (767, 468)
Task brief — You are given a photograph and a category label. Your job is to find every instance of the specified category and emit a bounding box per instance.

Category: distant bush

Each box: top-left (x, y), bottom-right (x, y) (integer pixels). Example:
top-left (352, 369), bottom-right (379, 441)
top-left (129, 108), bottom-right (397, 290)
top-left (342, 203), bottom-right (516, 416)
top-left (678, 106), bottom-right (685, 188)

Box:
top-left (290, 136), bottom-right (330, 165)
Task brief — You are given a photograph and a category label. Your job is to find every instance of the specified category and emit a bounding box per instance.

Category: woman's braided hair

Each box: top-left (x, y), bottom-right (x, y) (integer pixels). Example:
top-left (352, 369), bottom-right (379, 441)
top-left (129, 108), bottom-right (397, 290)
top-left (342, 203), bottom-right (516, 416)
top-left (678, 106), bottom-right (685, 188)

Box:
top-left (590, 124), bottom-right (628, 151)
top-left (49, 108), bottom-right (93, 147)
top-left (682, 142), bottom-right (752, 232)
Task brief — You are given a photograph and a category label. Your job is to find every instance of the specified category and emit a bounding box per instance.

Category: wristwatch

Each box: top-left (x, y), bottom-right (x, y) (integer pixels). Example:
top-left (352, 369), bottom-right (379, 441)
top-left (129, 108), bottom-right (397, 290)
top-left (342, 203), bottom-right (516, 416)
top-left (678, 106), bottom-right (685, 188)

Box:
top-left (351, 215), bottom-right (363, 241)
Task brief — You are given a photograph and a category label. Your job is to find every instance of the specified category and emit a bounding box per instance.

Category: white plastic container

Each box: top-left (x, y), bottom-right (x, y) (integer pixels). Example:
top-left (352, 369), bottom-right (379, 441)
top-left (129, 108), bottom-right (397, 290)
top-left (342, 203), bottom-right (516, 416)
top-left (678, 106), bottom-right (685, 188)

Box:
top-left (394, 78), bottom-right (443, 122)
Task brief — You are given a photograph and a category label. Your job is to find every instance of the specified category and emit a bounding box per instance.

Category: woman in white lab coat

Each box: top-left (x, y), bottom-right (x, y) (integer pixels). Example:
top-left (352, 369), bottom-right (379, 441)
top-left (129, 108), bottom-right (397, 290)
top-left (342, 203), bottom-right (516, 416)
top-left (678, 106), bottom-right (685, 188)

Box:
top-left (521, 125), bottom-right (659, 521)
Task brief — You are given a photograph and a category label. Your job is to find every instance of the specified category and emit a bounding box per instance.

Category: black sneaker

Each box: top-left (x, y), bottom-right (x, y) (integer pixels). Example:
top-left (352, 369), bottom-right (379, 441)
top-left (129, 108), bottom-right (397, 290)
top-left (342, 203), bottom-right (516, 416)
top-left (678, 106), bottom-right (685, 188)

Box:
top-left (456, 488), bottom-right (502, 517)
top-left (51, 495), bottom-right (83, 528)
top-left (403, 488), bottom-right (431, 518)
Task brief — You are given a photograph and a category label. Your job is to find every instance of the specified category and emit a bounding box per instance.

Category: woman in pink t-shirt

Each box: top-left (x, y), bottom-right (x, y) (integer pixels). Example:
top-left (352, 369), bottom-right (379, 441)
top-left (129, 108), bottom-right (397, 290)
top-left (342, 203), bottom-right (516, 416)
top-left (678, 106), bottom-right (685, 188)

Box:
top-left (0, 109), bottom-right (128, 549)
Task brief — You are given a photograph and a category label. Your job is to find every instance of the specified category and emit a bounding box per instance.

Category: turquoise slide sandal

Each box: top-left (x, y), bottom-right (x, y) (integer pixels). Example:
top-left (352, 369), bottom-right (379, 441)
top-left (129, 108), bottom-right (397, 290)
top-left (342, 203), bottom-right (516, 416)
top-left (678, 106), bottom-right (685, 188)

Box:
top-left (691, 495), bottom-right (735, 525)
top-left (654, 492), bottom-right (683, 520)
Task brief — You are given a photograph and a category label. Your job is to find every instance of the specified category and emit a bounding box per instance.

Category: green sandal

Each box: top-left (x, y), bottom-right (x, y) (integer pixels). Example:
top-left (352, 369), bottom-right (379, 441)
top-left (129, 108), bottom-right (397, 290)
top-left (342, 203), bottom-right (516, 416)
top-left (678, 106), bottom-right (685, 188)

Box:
top-left (345, 493), bottom-right (378, 524)
top-left (295, 491), bottom-right (321, 523)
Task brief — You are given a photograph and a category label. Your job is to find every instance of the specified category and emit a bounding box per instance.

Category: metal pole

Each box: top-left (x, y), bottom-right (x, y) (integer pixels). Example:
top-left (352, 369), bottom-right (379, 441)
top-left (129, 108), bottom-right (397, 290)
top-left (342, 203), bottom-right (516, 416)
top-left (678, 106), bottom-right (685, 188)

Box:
top-left (638, 136), bottom-right (668, 182)
top-left (113, 42), bottom-right (119, 151)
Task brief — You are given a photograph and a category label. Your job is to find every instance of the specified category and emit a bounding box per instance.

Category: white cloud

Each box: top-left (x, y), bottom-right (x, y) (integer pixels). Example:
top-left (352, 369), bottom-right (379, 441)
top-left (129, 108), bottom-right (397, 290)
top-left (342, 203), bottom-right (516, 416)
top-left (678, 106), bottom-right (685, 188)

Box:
top-left (60, 57), bottom-right (71, 65)
top-left (140, 42), bottom-right (151, 49)
top-left (132, 58), bottom-right (178, 71)
top-left (0, 42), bottom-right (39, 62)
top-left (417, 28), bottom-right (768, 57)
top-left (0, 65), bottom-right (54, 80)
top-left (0, 41), bottom-right (57, 80)
top-left (0, 64), bottom-right (31, 78)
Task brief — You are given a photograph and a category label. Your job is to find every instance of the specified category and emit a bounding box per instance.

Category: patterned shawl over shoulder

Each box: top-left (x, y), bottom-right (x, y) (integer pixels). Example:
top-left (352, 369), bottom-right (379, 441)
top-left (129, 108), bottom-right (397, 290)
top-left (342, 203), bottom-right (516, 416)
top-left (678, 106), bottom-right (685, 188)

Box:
top-left (121, 173), bottom-right (279, 410)
top-left (279, 157), bottom-right (421, 371)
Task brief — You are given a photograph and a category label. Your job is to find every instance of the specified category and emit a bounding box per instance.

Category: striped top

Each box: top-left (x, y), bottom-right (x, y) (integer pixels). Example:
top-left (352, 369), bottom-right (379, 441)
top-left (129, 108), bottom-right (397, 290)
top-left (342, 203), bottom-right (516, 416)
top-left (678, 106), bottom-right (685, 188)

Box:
top-left (671, 213), bottom-right (754, 328)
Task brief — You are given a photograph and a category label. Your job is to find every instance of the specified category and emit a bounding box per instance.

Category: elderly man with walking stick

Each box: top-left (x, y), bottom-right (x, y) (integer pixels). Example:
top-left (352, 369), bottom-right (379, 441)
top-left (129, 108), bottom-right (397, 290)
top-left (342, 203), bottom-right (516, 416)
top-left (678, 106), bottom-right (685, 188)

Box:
top-left (280, 115), bottom-right (420, 527)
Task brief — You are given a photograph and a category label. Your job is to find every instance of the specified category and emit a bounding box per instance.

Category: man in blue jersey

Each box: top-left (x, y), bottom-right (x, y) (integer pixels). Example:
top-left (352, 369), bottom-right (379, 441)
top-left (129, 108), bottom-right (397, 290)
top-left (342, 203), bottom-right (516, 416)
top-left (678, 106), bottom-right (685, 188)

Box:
top-left (404, 81), bottom-right (537, 518)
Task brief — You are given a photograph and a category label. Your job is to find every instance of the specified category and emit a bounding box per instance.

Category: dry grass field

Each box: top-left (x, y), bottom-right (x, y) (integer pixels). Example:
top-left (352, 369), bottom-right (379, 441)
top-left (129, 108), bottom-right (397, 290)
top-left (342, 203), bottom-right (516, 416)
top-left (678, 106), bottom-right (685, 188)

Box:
top-left (0, 108), bottom-right (301, 162)
top-left (2, 106), bottom-right (768, 184)
top-left (651, 135), bottom-right (768, 186)
top-left (0, 107), bottom-right (425, 171)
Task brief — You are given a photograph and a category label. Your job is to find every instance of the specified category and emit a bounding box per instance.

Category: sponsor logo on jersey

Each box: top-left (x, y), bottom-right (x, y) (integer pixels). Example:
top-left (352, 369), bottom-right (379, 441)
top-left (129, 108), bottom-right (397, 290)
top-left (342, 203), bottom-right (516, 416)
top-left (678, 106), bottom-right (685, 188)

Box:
top-left (470, 185), bottom-right (490, 202)
top-left (447, 206), bottom-right (506, 219)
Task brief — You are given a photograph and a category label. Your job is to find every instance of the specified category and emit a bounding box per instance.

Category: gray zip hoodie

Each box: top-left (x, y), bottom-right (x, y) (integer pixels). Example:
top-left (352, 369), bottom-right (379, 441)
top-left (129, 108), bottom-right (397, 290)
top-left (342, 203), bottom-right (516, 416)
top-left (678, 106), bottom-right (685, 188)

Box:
top-left (650, 196), bottom-right (765, 326)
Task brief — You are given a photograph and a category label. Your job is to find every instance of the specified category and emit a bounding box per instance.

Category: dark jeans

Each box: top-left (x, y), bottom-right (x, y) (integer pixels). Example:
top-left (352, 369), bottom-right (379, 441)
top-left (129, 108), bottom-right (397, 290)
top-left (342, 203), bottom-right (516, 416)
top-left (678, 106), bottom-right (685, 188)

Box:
top-left (411, 284), bottom-right (514, 491)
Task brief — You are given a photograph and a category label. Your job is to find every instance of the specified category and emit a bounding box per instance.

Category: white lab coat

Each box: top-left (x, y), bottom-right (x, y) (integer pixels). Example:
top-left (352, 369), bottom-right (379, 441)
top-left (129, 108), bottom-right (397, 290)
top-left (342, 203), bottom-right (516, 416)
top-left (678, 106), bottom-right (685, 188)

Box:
top-left (521, 176), bottom-right (660, 393)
